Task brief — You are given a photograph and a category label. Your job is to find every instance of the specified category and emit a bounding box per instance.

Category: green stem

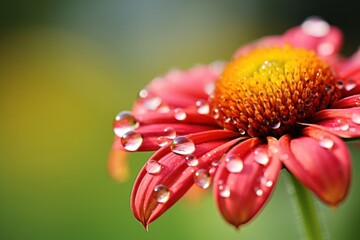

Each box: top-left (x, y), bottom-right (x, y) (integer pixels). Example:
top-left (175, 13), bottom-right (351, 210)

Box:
top-left (287, 173), bottom-right (324, 240)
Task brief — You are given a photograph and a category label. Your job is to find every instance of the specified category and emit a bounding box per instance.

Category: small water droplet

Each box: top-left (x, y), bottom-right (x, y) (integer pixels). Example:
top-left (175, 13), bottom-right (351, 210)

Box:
top-left (255, 187), bottom-right (263, 196)
top-left (114, 111), bottom-right (139, 137)
top-left (138, 88), bottom-right (149, 98)
top-left (219, 185), bottom-right (231, 198)
top-left (146, 160), bottom-right (162, 174)
top-left (164, 127), bottom-right (176, 139)
top-left (304, 98), bottom-right (312, 107)
top-left (238, 128), bottom-right (246, 135)
top-left (121, 130), bottom-right (143, 151)
top-left (351, 112), bottom-right (360, 124)
top-left (185, 155), bottom-right (199, 167)
top-left (259, 176), bottom-right (273, 187)
top-left (301, 17), bottom-right (330, 37)
top-left (170, 136), bottom-right (195, 155)
top-left (213, 108), bottom-right (220, 119)
top-left (154, 184), bottom-right (170, 203)
top-left (157, 136), bottom-right (171, 147)
top-left (335, 80), bottom-right (344, 89)
top-left (225, 155), bottom-right (244, 173)
top-left (271, 119), bottom-right (281, 129)
top-left (196, 99), bottom-right (210, 114)
top-left (319, 138), bottom-right (334, 149)
top-left (174, 108), bottom-right (187, 120)
top-left (143, 97), bottom-right (162, 110)
top-left (325, 84), bottom-right (334, 93)
top-left (345, 79), bottom-right (356, 91)
top-left (254, 148), bottom-right (269, 165)
top-left (340, 123), bottom-right (350, 131)
top-left (194, 169), bottom-right (211, 189)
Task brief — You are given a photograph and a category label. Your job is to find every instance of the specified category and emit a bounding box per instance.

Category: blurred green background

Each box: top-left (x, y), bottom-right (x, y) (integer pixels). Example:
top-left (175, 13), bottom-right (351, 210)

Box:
top-left (1, 0), bottom-right (359, 239)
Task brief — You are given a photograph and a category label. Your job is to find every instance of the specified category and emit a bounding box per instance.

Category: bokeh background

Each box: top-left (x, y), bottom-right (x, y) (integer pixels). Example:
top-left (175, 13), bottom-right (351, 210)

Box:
top-left (1, 0), bottom-right (360, 239)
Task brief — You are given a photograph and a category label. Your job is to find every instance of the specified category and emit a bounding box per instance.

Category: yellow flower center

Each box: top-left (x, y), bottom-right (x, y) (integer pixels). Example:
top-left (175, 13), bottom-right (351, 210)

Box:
top-left (210, 46), bottom-right (340, 137)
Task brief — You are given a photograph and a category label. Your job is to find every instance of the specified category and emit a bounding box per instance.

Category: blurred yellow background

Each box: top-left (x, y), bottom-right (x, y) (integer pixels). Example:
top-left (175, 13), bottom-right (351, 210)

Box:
top-left (1, 0), bottom-right (359, 239)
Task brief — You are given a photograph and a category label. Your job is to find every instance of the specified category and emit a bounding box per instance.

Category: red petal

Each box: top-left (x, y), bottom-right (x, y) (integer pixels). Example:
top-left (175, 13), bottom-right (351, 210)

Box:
top-left (278, 128), bottom-right (351, 205)
top-left (213, 137), bottom-right (282, 228)
top-left (131, 130), bottom-right (242, 228)
top-left (331, 94), bottom-right (360, 108)
top-left (337, 49), bottom-right (360, 97)
top-left (303, 107), bottom-right (360, 138)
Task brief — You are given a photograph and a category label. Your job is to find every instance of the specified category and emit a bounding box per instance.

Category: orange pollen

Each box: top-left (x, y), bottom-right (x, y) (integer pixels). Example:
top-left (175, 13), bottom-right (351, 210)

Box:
top-left (210, 45), bottom-right (340, 138)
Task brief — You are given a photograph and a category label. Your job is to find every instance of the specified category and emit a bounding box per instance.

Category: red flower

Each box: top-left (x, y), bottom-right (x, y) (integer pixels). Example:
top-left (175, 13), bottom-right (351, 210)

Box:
top-left (110, 17), bottom-right (360, 229)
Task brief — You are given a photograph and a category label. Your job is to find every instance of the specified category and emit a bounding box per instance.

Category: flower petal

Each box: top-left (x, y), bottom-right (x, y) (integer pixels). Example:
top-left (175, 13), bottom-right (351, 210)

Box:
top-left (303, 107), bottom-right (360, 138)
top-left (337, 48), bottom-right (360, 97)
top-left (107, 149), bottom-right (129, 182)
top-left (213, 137), bottom-right (282, 228)
top-left (278, 128), bottom-right (351, 205)
top-left (331, 94), bottom-right (360, 108)
top-left (131, 130), bottom-right (242, 228)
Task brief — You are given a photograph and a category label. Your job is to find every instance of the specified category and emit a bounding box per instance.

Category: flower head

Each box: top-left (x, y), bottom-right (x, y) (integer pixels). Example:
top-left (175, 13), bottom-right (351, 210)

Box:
top-left (110, 17), bottom-right (360, 229)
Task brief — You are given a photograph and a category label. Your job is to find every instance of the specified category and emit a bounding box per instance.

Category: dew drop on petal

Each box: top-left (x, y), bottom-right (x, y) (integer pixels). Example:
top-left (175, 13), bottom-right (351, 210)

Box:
top-left (319, 138), bottom-right (334, 149)
top-left (157, 136), bottom-right (171, 147)
top-left (194, 169), bottom-right (211, 189)
top-left (219, 185), bottom-right (231, 198)
top-left (146, 160), bottom-right (162, 175)
top-left (138, 88), bottom-right (149, 98)
top-left (260, 176), bottom-right (273, 188)
top-left (238, 128), bottom-right (246, 135)
top-left (225, 155), bottom-right (244, 173)
top-left (340, 123), bottom-right (350, 131)
top-left (212, 108), bottom-right (220, 119)
top-left (301, 17), bottom-right (330, 37)
top-left (143, 97), bottom-right (162, 110)
top-left (255, 187), bottom-right (263, 196)
top-left (196, 99), bottom-right (210, 114)
top-left (174, 108), bottom-right (187, 120)
top-left (185, 155), bottom-right (199, 167)
top-left (325, 84), bottom-right (334, 93)
top-left (121, 130), bottom-right (143, 151)
top-left (271, 119), bottom-right (281, 129)
top-left (114, 111), bottom-right (139, 137)
top-left (335, 80), bottom-right (344, 89)
top-left (254, 148), bottom-right (269, 165)
top-left (170, 136), bottom-right (195, 155)
top-left (164, 127), bottom-right (176, 139)
top-left (351, 112), bottom-right (360, 124)
top-left (154, 184), bottom-right (170, 203)
top-left (345, 79), bottom-right (356, 91)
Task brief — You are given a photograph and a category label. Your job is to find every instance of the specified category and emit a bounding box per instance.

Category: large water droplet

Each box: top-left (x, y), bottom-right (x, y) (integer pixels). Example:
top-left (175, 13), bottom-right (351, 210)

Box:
top-left (143, 97), bottom-right (162, 110)
top-left (196, 99), bottom-right (210, 114)
top-left (121, 130), bottom-right (143, 151)
top-left (114, 111), bottom-right (139, 137)
top-left (225, 155), bottom-right (244, 173)
top-left (146, 160), bottom-right (162, 174)
top-left (219, 185), bottom-right (231, 198)
top-left (254, 148), bottom-right (269, 165)
top-left (319, 138), bottom-right (334, 149)
top-left (345, 79), bottom-right (356, 91)
top-left (185, 155), bottom-right (199, 167)
top-left (170, 136), bottom-right (195, 155)
top-left (164, 127), bottom-right (176, 139)
top-left (174, 108), bottom-right (187, 120)
top-left (301, 17), bottom-right (330, 37)
top-left (351, 113), bottom-right (360, 124)
top-left (157, 136), bottom-right (171, 147)
top-left (194, 169), bottom-right (211, 189)
top-left (154, 184), bottom-right (170, 203)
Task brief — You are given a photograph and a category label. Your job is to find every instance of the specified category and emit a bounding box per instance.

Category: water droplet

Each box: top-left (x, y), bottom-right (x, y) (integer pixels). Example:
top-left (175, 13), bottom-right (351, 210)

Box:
top-left (317, 42), bottom-right (335, 56)
top-left (325, 84), bottom-right (334, 93)
top-left (164, 127), bottom-right (176, 139)
top-left (158, 105), bottom-right (170, 113)
top-left (219, 185), bottom-right (231, 198)
top-left (271, 119), bottom-right (281, 129)
top-left (170, 136), bottom-right (195, 155)
top-left (345, 79), bottom-right (356, 91)
top-left (138, 88), bottom-right (149, 98)
top-left (238, 128), bottom-right (246, 135)
top-left (194, 169), bottom-right (211, 189)
top-left (121, 130), bottom-right (143, 151)
top-left (351, 112), bottom-right (360, 124)
top-left (304, 98), bottom-right (312, 107)
top-left (204, 82), bottom-right (215, 95)
top-left (196, 99), bottom-right (210, 114)
top-left (259, 176), bottom-right (273, 187)
top-left (157, 136), bottom-right (171, 147)
top-left (225, 155), bottom-right (244, 173)
top-left (212, 108), bottom-right (220, 119)
top-left (143, 97), bottom-right (162, 110)
top-left (319, 138), bottom-right (334, 149)
top-left (153, 184), bottom-right (170, 203)
top-left (254, 148), bottom-right (269, 165)
top-left (335, 80), bottom-right (344, 89)
top-left (301, 17), bottom-right (330, 37)
top-left (185, 155), bottom-right (199, 167)
top-left (340, 123), bottom-right (350, 131)
top-left (255, 187), bottom-right (263, 196)
top-left (114, 111), bottom-right (139, 137)
top-left (174, 108), bottom-right (187, 120)
top-left (146, 160), bottom-right (162, 174)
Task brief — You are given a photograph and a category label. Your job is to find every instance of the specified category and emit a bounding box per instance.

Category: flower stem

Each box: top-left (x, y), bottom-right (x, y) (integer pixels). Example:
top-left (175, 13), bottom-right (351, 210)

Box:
top-left (287, 173), bottom-right (324, 240)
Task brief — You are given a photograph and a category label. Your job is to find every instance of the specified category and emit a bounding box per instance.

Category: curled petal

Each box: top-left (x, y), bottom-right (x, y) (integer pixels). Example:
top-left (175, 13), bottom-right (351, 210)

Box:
top-left (213, 137), bottom-right (282, 228)
top-left (131, 130), bottom-right (242, 228)
top-left (278, 128), bottom-right (351, 205)
top-left (303, 107), bottom-right (360, 138)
